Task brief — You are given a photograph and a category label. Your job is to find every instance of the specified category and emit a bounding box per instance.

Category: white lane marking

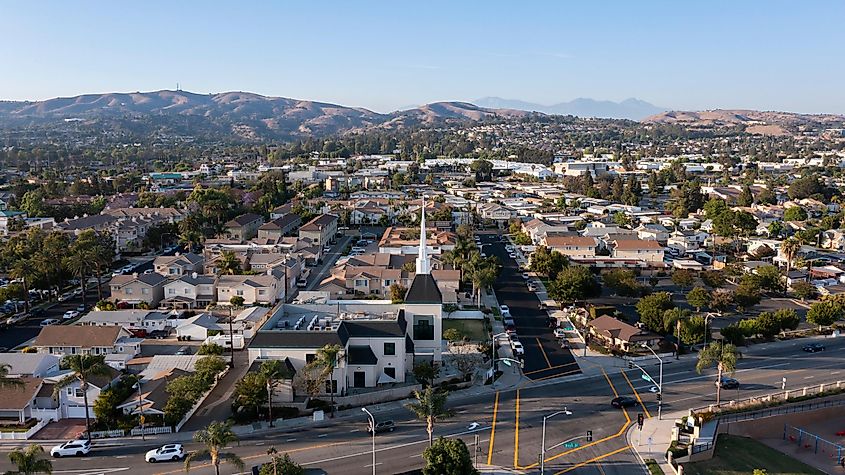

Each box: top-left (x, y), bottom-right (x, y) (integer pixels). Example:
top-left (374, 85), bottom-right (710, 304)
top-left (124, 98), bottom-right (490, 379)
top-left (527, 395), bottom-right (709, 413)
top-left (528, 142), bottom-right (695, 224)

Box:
top-left (114, 455), bottom-right (128, 459)
top-left (286, 438), bottom-right (297, 442)
top-left (318, 434), bottom-right (328, 438)
top-left (364, 463), bottom-right (384, 468)
top-left (255, 442), bottom-right (265, 446)
top-left (349, 429), bottom-right (360, 433)
top-left (804, 376), bottom-right (814, 379)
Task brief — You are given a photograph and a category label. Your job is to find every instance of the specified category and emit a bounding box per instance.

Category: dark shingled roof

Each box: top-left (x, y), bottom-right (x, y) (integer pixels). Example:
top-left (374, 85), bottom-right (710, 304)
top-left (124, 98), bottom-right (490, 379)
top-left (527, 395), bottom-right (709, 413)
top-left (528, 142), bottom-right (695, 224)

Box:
top-left (250, 331), bottom-right (343, 349)
top-left (341, 320), bottom-right (406, 339)
top-left (347, 346), bottom-right (377, 365)
top-left (404, 274), bottom-right (442, 304)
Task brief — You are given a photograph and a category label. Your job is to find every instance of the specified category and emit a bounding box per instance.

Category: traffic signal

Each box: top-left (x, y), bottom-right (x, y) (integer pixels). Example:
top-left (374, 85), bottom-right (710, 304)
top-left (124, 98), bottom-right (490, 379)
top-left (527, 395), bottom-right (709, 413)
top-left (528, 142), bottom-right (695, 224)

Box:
top-left (586, 430), bottom-right (593, 442)
top-left (627, 360), bottom-right (633, 370)
top-left (637, 413), bottom-right (644, 429)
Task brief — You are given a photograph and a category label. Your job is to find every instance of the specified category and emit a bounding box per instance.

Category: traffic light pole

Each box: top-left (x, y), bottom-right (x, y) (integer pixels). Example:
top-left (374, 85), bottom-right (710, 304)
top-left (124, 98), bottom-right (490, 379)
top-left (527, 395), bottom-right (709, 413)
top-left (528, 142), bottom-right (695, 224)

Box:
top-left (634, 345), bottom-right (665, 420)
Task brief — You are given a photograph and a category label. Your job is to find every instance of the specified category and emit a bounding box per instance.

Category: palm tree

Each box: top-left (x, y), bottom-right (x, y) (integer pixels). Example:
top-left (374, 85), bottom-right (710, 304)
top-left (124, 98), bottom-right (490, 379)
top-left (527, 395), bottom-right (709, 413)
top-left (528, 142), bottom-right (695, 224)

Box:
top-left (53, 355), bottom-right (111, 441)
top-left (780, 238), bottom-right (801, 277)
top-left (259, 360), bottom-right (289, 426)
top-left (216, 251), bottom-right (241, 275)
top-left (63, 251), bottom-right (92, 308)
top-left (6, 444), bottom-right (53, 475)
top-left (0, 363), bottom-right (25, 389)
top-left (406, 387), bottom-right (453, 446)
top-left (184, 421), bottom-right (244, 475)
top-left (9, 261), bottom-right (39, 313)
top-left (311, 344), bottom-right (342, 414)
top-left (695, 342), bottom-right (740, 405)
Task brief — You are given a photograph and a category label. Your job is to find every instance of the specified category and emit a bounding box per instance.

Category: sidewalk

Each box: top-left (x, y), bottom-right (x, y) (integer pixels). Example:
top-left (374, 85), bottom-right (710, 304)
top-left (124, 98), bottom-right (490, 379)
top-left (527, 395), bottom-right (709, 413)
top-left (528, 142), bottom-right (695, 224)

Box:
top-left (627, 409), bottom-right (685, 475)
top-left (481, 286), bottom-right (524, 390)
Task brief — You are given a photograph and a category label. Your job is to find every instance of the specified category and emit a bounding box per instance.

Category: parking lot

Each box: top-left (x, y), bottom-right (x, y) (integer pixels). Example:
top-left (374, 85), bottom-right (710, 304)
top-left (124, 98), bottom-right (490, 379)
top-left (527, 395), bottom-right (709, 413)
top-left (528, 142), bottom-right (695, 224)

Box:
top-left (480, 233), bottom-right (580, 381)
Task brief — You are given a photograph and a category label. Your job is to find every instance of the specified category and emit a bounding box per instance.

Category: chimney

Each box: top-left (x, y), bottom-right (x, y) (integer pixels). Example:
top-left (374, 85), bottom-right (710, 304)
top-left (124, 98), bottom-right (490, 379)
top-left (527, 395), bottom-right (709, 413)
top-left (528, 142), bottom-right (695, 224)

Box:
top-left (191, 272), bottom-right (198, 279)
top-left (132, 272), bottom-right (138, 278)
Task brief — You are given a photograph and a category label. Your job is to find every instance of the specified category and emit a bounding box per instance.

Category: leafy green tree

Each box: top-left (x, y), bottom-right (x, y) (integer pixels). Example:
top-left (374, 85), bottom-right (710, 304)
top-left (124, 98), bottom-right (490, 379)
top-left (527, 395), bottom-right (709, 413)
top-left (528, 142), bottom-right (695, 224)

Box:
top-left (6, 444), bottom-right (53, 475)
top-left (229, 295), bottom-right (245, 306)
top-left (422, 437), bottom-right (479, 475)
top-left (413, 362), bottom-right (439, 388)
top-left (696, 342), bottom-right (739, 405)
top-left (54, 355), bottom-right (112, 441)
top-left (783, 206), bottom-right (808, 222)
top-left (733, 282), bottom-right (761, 312)
top-left (671, 269), bottom-right (696, 289)
top-left (700, 270), bottom-right (726, 289)
top-left (601, 269), bottom-right (643, 297)
top-left (217, 250), bottom-right (241, 275)
top-left (686, 287), bottom-right (711, 312)
top-left (612, 212), bottom-right (631, 227)
top-left (197, 343), bottom-right (224, 356)
top-left (529, 246), bottom-right (569, 279)
top-left (679, 315), bottom-right (707, 345)
top-left (548, 266), bottom-right (601, 303)
top-left (259, 450), bottom-right (304, 475)
top-left (790, 281), bottom-right (817, 301)
top-left (469, 159), bottom-right (493, 181)
top-left (234, 372), bottom-right (268, 420)
top-left (0, 363), bottom-right (25, 389)
top-left (636, 292), bottom-right (674, 333)
top-left (753, 265), bottom-right (785, 293)
top-left (703, 198), bottom-right (729, 219)
top-left (787, 175), bottom-right (823, 200)
top-left (806, 300), bottom-right (844, 329)
top-left (737, 185), bottom-right (754, 207)
top-left (194, 356), bottom-right (227, 384)
top-left (185, 421), bottom-right (244, 475)
top-left (442, 328), bottom-right (463, 343)
top-left (407, 388), bottom-right (453, 446)
top-left (388, 283), bottom-right (408, 303)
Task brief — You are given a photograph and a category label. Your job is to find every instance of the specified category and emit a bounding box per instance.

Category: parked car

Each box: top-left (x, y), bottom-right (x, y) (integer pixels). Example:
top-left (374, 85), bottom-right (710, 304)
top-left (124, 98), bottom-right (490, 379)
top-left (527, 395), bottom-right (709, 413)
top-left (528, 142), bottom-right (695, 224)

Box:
top-left (145, 444), bottom-right (184, 463)
top-left (716, 377), bottom-right (740, 389)
top-left (40, 318), bottom-right (60, 326)
top-left (611, 396), bottom-right (638, 409)
top-left (527, 283), bottom-right (537, 292)
top-left (503, 317), bottom-right (515, 327)
top-left (50, 440), bottom-right (91, 457)
top-left (499, 304), bottom-right (510, 314)
top-left (508, 253), bottom-right (517, 259)
top-left (63, 310), bottom-right (79, 320)
top-left (510, 341), bottom-right (525, 356)
top-left (802, 343), bottom-right (825, 353)
top-left (553, 328), bottom-right (567, 339)
top-left (505, 324), bottom-right (516, 334)
top-left (75, 304), bottom-right (86, 312)
top-left (522, 273), bottom-right (530, 280)
top-left (143, 269), bottom-right (155, 274)
top-left (366, 420), bottom-right (396, 434)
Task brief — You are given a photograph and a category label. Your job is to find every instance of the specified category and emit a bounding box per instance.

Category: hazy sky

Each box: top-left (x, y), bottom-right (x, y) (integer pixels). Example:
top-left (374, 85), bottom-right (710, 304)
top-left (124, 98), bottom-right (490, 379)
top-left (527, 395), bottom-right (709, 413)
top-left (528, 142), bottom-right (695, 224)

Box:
top-left (1, 0), bottom-right (843, 113)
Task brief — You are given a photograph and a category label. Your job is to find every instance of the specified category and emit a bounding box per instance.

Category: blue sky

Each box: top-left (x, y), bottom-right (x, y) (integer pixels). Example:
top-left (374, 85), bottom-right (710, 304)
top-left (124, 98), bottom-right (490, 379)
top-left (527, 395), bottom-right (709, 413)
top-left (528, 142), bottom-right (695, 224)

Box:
top-left (1, 0), bottom-right (843, 113)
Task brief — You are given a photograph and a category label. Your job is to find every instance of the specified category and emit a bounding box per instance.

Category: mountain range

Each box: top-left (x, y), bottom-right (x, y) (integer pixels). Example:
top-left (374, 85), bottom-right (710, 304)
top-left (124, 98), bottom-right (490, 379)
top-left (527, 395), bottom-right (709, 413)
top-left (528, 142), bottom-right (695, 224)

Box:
top-left (472, 96), bottom-right (666, 120)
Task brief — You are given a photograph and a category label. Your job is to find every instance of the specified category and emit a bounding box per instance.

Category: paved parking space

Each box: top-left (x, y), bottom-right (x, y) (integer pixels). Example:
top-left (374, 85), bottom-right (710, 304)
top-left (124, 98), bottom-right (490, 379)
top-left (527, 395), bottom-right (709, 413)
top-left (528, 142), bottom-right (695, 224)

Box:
top-left (480, 234), bottom-right (579, 381)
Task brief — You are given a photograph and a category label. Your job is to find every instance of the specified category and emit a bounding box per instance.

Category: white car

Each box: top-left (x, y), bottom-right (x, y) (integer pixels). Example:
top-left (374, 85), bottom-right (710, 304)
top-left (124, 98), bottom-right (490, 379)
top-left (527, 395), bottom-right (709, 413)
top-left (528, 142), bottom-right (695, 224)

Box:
top-left (63, 310), bottom-right (79, 320)
top-left (522, 273), bottom-right (531, 280)
top-left (51, 439), bottom-right (91, 457)
top-left (508, 253), bottom-right (517, 259)
top-left (40, 318), bottom-right (60, 326)
top-left (553, 328), bottom-right (567, 338)
top-left (145, 444), bottom-right (185, 463)
top-left (510, 341), bottom-right (525, 356)
top-left (499, 304), bottom-right (510, 314)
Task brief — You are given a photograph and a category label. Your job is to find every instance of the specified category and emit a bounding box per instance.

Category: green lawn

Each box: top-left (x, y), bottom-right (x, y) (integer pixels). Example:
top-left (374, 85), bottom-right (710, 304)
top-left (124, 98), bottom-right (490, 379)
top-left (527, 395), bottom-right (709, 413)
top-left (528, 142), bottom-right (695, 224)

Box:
top-left (683, 435), bottom-right (825, 475)
top-left (443, 319), bottom-right (488, 342)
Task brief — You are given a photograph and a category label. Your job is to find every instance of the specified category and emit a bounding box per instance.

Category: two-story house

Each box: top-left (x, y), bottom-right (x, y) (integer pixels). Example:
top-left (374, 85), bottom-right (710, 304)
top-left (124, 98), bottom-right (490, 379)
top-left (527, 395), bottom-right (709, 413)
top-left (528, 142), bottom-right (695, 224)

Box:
top-left (298, 214), bottom-right (338, 247)
top-left (153, 253), bottom-right (204, 276)
top-left (162, 274), bottom-right (217, 309)
top-left (257, 213), bottom-right (302, 240)
top-left (216, 272), bottom-right (282, 305)
top-left (542, 236), bottom-right (598, 259)
top-left (611, 239), bottom-right (665, 263)
top-left (109, 273), bottom-right (168, 307)
top-left (224, 213), bottom-right (264, 241)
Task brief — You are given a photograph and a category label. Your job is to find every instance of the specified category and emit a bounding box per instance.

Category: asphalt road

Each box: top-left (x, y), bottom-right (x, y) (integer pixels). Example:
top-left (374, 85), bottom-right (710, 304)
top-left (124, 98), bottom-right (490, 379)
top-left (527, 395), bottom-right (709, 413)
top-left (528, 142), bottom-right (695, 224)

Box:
top-left (480, 233), bottom-right (580, 381)
top-left (0, 285), bottom-right (101, 350)
top-left (3, 336), bottom-right (843, 474)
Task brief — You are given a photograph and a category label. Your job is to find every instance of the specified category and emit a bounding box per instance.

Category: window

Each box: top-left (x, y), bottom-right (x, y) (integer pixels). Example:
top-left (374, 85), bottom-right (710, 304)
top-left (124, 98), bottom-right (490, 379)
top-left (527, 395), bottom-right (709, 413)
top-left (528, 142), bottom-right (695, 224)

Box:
top-left (184, 288), bottom-right (190, 294)
top-left (236, 290), bottom-right (244, 296)
top-left (126, 288), bottom-right (134, 295)
top-left (141, 288), bottom-right (149, 295)
top-left (168, 288), bottom-right (176, 295)
top-left (258, 289), bottom-right (266, 295)
top-left (325, 380), bottom-right (338, 394)
top-left (305, 354), bottom-right (316, 364)
top-left (384, 342), bottom-right (395, 356)
top-left (74, 388), bottom-right (84, 398)
top-left (413, 318), bottom-right (434, 341)
top-left (384, 367), bottom-right (396, 379)
top-left (66, 387), bottom-right (73, 396)
top-left (354, 279), bottom-right (367, 287)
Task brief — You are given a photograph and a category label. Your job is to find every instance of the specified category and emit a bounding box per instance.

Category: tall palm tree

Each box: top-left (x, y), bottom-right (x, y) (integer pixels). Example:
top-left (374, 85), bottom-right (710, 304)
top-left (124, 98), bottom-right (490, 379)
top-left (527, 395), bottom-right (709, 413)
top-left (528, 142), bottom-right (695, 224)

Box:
top-left (780, 237), bottom-right (801, 277)
top-left (310, 344), bottom-right (342, 413)
top-left (216, 251), bottom-right (241, 275)
top-left (9, 261), bottom-right (39, 313)
top-left (63, 251), bottom-right (92, 308)
top-left (0, 363), bottom-right (24, 389)
top-left (695, 342), bottom-right (740, 405)
top-left (184, 421), bottom-right (244, 475)
top-left (406, 387), bottom-right (453, 446)
top-left (53, 355), bottom-right (111, 441)
top-left (6, 444), bottom-right (53, 475)
top-left (259, 360), bottom-right (289, 426)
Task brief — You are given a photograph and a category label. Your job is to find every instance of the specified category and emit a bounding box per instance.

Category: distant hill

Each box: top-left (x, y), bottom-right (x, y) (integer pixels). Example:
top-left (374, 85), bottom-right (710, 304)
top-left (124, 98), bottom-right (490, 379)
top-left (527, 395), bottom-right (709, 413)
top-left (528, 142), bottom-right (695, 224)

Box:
top-left (0, 90), bottom-right (534, 141)
top-left (473, 96), bottom-right (665, 120)
top-left (642, 109), bottom-right (845, 136)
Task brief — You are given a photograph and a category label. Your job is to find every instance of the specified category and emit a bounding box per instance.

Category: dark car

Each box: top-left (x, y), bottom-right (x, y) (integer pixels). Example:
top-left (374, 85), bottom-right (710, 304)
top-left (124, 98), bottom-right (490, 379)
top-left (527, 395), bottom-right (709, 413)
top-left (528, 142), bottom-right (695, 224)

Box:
top-left (611, 396), bottom-right (638, 409)
top-left (802, 343), bottom-right (825, 353)
top-left (716, 377), bottom-right (740, 389)
top-left (366, 420), bottom-right (395, 434)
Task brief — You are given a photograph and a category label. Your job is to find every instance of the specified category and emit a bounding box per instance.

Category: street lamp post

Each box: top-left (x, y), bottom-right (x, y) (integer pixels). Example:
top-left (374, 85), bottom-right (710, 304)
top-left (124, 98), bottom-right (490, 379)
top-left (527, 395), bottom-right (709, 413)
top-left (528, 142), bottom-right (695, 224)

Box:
top-left (491, 332), bottom-right (508, 375)
top-left (134, 381), bottom-right (145, 441)
top-left (361, 407), bottom-right (376, 475)
top-left (638, 344), bottom-right (664, 420)
top-left (541, 407), bottom-right (572, 474)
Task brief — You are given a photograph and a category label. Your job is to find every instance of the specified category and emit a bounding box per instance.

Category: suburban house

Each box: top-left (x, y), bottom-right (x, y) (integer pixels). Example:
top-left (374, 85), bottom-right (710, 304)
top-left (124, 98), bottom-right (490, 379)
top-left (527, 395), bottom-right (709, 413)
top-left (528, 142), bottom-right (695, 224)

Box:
top-left (32, 325), bottom-right (140, 359)
top-left (666, 230), bottom-right (708, 255)
top-left (476, 203), bottom-right (514, 225)
top-left (117, 368), bottom-right (191, 418)
top-left (43, 366), bottom-right (121, 420)
top-left (224, 213), bottom-right (264, 241)
top-left (542, 236), bottom-right (598, 259)
top-left (588, 315), bottom-right (661, 352)
top-left (216, 272), bottom-right (283, 305)
top-left (257, 213), bottom-right (302, 240)
top-left (611, 239), bottom-right (665, 263)
top-left (78, 310), bottom-right (170, 334)
top-left (635, 223), bottom-right (671, 243)
top-left (0, 354), bottom-right (60, 378)
top-left (0, 377), bottom-right (47, 424)
top-left (109, 272), bottom-right (168, 307)
top-left (377, 227), bottom-right (456, 255)
top-left (298, 214), bottom-right (339, 247)
top-left (162, 274), bottom-right (217, 309)
top-left (153, 253), bottom-right (204, 276)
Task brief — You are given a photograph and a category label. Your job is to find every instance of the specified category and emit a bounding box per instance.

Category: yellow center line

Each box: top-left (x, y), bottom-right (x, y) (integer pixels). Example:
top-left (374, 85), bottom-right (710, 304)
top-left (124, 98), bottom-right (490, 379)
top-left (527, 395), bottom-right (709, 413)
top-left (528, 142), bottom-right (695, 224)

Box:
top-left (620, 369), bottom-right (651, 419)
top-left (536, 337), bottom-right (553, 368)
top-left (553, 445), bottom-right (632, 474)
top-left (521, 367), bottom-right (632, 470)
top-left (514, 388), bottom-right (521, 469)
top-left (524, 362), bottom-right (579, 376)
top-left (530, 368), bottom-right (582, 381)
top-left (487, 391), bottom-right (500, 465)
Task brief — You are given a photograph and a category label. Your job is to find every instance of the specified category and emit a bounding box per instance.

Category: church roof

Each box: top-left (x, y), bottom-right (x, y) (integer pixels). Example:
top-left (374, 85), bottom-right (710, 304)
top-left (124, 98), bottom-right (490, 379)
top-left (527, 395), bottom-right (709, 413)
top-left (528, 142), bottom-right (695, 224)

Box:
top-left (404, 273), bottom-right (442, 304)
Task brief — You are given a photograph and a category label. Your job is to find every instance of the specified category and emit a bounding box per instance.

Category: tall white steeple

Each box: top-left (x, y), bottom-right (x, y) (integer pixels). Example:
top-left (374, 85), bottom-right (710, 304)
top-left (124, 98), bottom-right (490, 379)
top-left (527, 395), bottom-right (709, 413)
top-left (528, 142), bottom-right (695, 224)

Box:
top-left (415, 195), bottom-right (431, 275)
